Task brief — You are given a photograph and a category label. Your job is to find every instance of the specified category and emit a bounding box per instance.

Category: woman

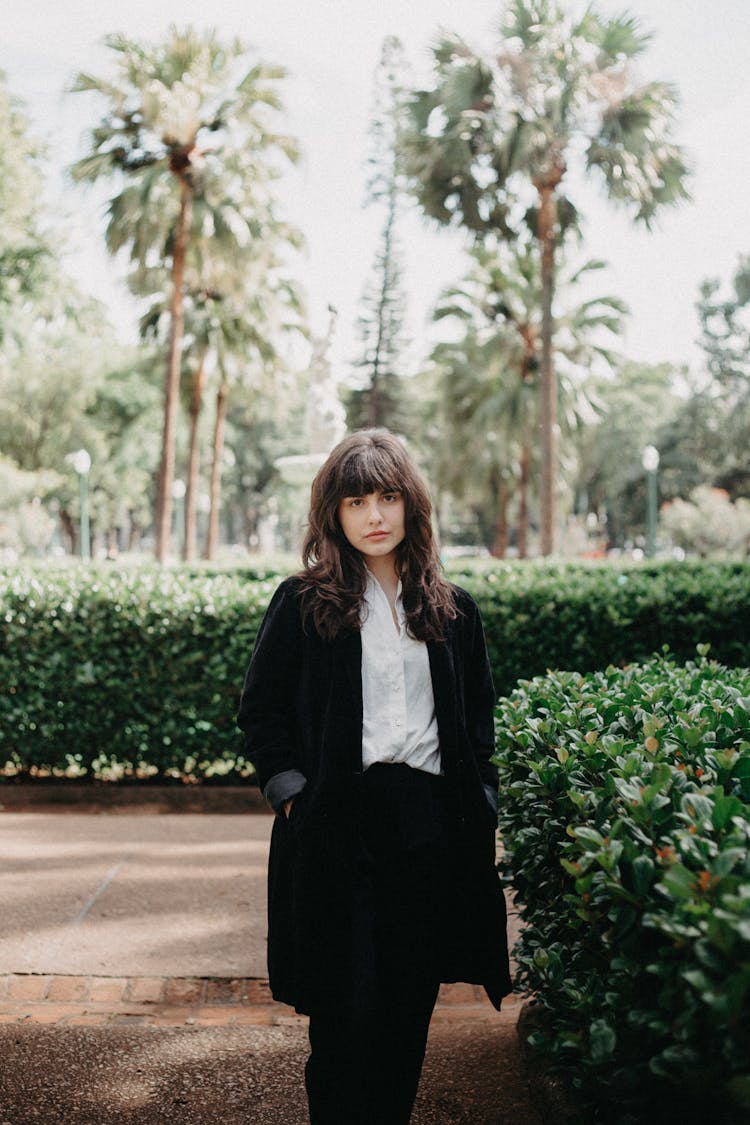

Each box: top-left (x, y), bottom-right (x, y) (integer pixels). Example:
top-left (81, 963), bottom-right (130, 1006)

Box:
top-left (237, 429), bottom-right (512, 1125)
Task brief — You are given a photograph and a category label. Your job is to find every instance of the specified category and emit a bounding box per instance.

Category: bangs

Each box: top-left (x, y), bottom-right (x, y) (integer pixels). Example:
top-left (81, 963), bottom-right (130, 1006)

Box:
top-left (336, 444), bottom-right (404, 499)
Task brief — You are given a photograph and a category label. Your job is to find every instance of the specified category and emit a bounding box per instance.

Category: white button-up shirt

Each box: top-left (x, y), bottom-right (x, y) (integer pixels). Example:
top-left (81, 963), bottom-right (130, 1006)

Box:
top-left (360, 571), bottom-right (441, 775)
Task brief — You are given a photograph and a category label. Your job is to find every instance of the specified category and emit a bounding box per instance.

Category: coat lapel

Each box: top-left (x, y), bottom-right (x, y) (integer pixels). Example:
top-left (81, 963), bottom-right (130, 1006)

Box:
top-left (427, 640), bottom-right (458, 764)
top-left (337, 627), bottom-right (362, 706)
top-left (332, 628), bottom-right (364, 775)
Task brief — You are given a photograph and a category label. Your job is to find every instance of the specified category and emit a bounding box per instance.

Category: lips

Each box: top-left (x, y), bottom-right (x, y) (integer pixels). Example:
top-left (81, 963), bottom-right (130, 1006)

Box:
top-left (365, 531), bottom-right (388, 539)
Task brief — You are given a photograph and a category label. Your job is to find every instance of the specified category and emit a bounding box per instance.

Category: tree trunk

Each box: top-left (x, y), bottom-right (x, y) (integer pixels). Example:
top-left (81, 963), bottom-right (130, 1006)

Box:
top-left (535, 169), bottom-right (563, 557)
top-left (155, 177), bottom-right (191, 563)
top-left (59, 508), bottom-right (77, 555)
top-left (184, 349), bottom-right (208, 562)
top-left (368, 183), bottom-right (398, 428)
top-left (204, 380), bottom-right (228, 561)
top-left (491, 470), bottom-right (510, 558)
top-left (127, 514), bottom-right (141, 552)
top-left (518, 440), bottom-right (530, 559)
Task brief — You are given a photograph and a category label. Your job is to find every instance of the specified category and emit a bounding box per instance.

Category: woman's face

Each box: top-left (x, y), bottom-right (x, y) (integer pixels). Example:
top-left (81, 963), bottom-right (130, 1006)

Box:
top-left (337, 489), bottom-right (406, 562)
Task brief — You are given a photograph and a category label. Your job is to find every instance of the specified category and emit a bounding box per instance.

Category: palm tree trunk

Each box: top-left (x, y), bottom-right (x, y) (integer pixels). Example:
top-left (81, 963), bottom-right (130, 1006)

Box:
top-left (59, 508), bottom-right (77, 555)
top-left (491, 469), bottom-right (510, 558)
top-left (518, 440), bottom-right (530, 559)
top-left (184, 349), bottom-right (208, 562)
top-left (127, 513), bottom-right (141, 552)
top-left (535, 170), bottom-right (562, 557)
top-left (155, 177), bottom-right (191, 563)
top-left (204, 380), bottom-right (228, 561)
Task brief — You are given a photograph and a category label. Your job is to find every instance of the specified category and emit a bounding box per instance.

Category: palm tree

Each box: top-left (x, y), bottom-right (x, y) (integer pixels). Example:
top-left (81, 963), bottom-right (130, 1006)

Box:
top-left (133, 139), bottom-right (304, 561)
top-left (202, 260), bottom-right (306, 561)
top-left (139, 236), bottom-right (305, 561)
top-left (430, 326), bottom-right (525, 556)
top-left (432, 238), bottom-right (625, 554)
top-left (399, 0), bottom-right (689, 554)
top-left (71, 26), bottom-right (299, 561)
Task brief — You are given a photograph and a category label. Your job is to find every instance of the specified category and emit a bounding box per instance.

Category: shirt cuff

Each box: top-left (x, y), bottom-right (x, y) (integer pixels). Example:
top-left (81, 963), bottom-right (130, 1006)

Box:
top-left (263, 769), bottom-right (307, 813)
top-left (483, 783), bottom-right (499, 816)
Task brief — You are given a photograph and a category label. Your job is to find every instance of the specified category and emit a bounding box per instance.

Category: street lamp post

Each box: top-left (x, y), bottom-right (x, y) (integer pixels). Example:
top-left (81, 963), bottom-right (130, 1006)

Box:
top-left (69, 449), bottom-right (91, 560)
top-left (642, 445), bottom-right (660, 559)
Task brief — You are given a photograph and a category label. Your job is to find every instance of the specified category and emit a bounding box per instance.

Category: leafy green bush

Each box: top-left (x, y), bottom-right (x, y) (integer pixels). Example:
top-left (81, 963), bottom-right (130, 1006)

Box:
top-left (457, 559), bottom-right (750, 696)
top-left (494, 651), bottom-right (750, 1123)
top-left (0, 567), bottom-right (274, 779)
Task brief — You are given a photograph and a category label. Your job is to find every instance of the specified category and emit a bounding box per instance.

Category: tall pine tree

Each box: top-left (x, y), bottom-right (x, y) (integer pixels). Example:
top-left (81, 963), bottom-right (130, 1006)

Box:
top-left (346, 37), bottom-right (409, 432)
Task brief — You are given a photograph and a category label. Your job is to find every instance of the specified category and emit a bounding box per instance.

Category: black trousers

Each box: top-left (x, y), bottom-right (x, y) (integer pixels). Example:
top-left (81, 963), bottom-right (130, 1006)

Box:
top-left (305, 976), bottom-right (439, 1124)
top-left (304, 762), bottom-right (447, 1125)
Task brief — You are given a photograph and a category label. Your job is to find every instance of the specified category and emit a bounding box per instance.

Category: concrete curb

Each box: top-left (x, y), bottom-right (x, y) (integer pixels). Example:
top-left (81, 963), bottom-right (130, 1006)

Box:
top-left (0, 782), bottom-right (268, 814)
top-left (0, 973), bottom-right (519, 1028)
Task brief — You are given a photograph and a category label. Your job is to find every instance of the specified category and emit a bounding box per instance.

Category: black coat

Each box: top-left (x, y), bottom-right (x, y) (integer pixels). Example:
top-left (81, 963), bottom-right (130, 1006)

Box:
top-left (237, 577), bottom-right (512, 1014)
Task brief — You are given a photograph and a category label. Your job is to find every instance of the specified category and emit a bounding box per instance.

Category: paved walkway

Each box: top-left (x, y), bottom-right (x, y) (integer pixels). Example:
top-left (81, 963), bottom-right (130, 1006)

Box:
top-left (0, 798), bottom-right (539, 1124)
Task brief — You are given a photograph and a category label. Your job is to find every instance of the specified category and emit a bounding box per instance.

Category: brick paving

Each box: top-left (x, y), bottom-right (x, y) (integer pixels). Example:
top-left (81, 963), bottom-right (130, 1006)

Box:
top-left (0, 973), bottom-right (510, 1029)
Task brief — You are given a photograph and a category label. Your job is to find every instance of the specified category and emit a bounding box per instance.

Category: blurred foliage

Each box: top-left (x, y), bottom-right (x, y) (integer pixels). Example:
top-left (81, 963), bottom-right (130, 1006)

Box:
top-left (661, 487), bottom-right (750, 558)
top-left (0, 74), bottom-right (52, 336)
top-left (573, 360), bottom-right (683, 546)
top-left (0, 31), bottom-right (746, 564)
top-left (656, 255), bottom-right (750, 502)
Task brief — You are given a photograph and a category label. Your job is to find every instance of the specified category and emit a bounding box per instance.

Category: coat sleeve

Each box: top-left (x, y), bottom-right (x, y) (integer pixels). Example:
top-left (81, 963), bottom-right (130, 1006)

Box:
top-left (236, 579), bottom-right (307, 809)
top-left (459, 590), bottom-right (499, 806)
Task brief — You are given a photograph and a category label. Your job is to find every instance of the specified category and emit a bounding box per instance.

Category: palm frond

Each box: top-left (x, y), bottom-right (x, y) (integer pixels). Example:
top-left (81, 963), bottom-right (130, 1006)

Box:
top-left (593, 11), bottom-right (651, 63)
top-left (69, 72), bottom-right (126, 102)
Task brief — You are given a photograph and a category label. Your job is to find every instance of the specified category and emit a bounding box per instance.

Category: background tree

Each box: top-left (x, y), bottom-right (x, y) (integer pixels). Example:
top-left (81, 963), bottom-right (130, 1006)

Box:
top-left (399, 0), bottom-right (689, 554)
top-left (71, 26), bottom-right (299, 561)
top-left (644, 254), bottom-right (750, 527)
top-left (0, 73), bottom-right (51, 339)
top-left (432, 238), bottom-right (624, 554)
top-left (89, 350), bottom-right (163, 553)
top-left (0, 285), bottom-right (155, 554)
top-left (203, 258), bottom-right (306, 560)
top-left (692, 254), bottom-right (750, 496)
top-left (134, 144), bottom-right (304, 560)
top-left (574, 359), bottom-right (683, 547)
top-left (661, 487), bottom-right (750, 558)
top-left (346, 36), bottom-right (410, 432)
top-left (220, 368), bottom-right (307, 554)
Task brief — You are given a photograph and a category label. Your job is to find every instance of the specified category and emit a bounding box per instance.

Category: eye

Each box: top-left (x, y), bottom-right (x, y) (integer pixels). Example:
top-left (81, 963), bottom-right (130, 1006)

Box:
top-left (346, 497), bottom-right (363, 508)
top-left (382, 492), bottom-right (400, 503)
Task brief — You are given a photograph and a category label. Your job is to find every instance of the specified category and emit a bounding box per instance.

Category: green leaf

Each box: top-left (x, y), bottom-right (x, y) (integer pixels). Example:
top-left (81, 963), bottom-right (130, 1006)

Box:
top-left (712, 794), bottom-right (744, 831)
top-left (631, 854), bottom-right (655, 897)
top-left (659, 863), bottom-right (696, 901)
top-left (589, 1018), bottom-right (616, 1062)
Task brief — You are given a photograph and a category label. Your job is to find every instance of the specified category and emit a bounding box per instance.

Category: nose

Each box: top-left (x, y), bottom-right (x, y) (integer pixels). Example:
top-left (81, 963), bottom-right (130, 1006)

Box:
top-left (366, 497), bottom-right (384, 523)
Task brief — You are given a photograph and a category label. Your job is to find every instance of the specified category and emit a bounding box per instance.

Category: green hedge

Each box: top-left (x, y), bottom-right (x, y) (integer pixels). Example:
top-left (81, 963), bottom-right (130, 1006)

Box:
top-left (494, 653), bottom-right (750, 1123)
top-left (2, 560), bottom-right (750, 779)
top-left (0, 568), bottom-right (274, 779)
top-left (455, 560), bottom-right (750, 696)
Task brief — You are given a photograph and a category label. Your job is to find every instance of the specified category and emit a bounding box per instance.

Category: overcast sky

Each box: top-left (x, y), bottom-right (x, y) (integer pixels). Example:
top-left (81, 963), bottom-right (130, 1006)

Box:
top-left (2, 0), bottom-right (750, 382)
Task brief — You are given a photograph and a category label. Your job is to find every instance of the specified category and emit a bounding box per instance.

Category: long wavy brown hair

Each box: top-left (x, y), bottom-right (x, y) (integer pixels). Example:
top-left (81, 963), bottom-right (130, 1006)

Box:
top-left (296, 429), bottom-right (457, 642)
